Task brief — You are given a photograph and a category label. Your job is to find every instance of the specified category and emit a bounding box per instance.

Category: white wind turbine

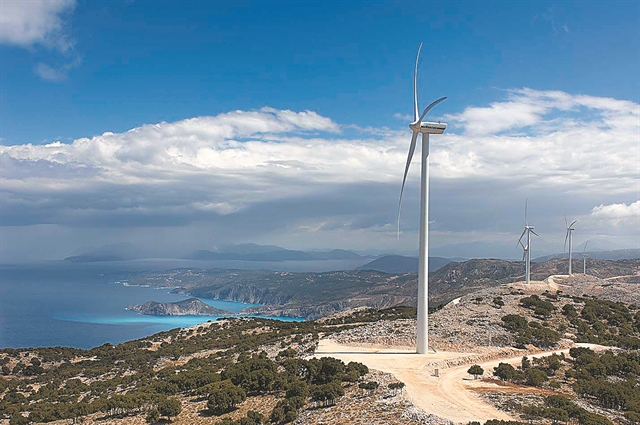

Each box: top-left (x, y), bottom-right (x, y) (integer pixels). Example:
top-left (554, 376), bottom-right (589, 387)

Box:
top-left (564, 217), bottom-right (577, 275)
top-left (397, 43), bottom-right (447, 355)
top-left (579, 240), bottom-right (590, 274)
top-left (517, 200), bottom-right (538, 284)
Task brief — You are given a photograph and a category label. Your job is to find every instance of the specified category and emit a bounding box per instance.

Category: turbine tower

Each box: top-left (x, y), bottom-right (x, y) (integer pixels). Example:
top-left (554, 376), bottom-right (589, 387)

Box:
top-left (579, 240), bottom-right (590, 274)
top-left (397, 43), bottom-right (447, 355)
top-left (517, 200), bottom-right (538, 284)
top-left (564, 217), bottom-right (577, 275)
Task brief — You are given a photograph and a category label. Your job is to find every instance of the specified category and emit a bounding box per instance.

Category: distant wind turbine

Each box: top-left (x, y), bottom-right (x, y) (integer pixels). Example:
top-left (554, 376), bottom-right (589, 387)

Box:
top-left (397, 43), bottom-right (447, 355)
top-left (579, 240), bottom-right (590, 274)
top-left (564, 217), bottom-right (577, 275)
top-left (517, 200), bottom-right (538, 284)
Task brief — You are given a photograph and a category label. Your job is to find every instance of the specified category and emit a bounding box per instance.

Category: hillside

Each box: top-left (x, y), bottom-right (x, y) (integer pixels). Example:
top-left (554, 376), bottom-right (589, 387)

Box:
top-left (1, 275), bottom-right (638, 425)
top-left (125, 258), bottom-right (640, 320)
top-left (533, 248), bottom-right (640, 262)
top-left (356, 255), bottom-right (451, 274)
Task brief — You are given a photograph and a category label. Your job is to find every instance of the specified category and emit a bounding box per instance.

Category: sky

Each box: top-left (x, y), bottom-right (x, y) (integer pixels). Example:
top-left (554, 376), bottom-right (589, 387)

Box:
top-left (0, 0), bottom-right (639, 262)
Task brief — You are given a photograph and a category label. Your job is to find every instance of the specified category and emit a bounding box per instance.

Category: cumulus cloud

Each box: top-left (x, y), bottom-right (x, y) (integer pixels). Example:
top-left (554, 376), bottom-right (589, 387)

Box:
top-left (1, 89), bottom-right (638, 260)
top-left (590, 201), bottom-right (640, 223)
top-left (0, 0), bottom-right (76, 51)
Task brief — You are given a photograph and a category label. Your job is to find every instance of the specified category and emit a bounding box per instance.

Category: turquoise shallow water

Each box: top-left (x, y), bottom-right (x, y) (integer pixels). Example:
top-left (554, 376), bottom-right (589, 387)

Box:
top-left (0, 261), bottom-right (304, 349)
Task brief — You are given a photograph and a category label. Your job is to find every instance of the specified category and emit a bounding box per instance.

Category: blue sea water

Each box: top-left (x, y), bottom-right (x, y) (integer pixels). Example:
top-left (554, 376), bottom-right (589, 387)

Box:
top-left (0, 260), bottom-right (333, 349)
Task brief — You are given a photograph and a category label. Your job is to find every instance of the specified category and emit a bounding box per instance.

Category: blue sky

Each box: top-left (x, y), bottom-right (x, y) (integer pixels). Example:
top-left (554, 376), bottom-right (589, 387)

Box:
top-left (3, 0), bottom-right (638, 145)
top-left (1, 0), bottom-right (639, 261)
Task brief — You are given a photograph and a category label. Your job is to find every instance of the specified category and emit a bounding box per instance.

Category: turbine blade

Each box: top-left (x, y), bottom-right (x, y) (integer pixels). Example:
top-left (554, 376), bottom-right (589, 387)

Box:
top-left (397, 131), bottom-right (420, 238)
top-left (564, 215), bottom-right (568, 228)
top-left (583, 240), bottom-right (589, 253)
top-left (525, 199), bottom-right (528, 226)
top-left (517, 228), bottom-right (526, 246)
top-left (564, 230), bottom-right (569, 252)
top-left (570, 220), bottom-right (577, 228)
top-left (531, 230), bottom-right (539, 237)
top-left (417, 96), bottom-right (447, 125)
top-left (522, 251), bottom-right (526, 263)
top-left (413, 43), bottom-right (423, 122)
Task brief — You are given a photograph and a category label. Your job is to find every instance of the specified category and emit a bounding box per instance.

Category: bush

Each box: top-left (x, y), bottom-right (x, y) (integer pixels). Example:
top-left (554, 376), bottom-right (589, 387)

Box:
top-left (493, 363), bottom-right (517, 381)
top-left (358, 381), bottom-right (379, 391)
top-left (146, 409), bottom-right (160, 424)
top-left (9, 415), bottom-right (29, 425)
top-left (501, 315), bottom-right (528, 332)
top-left (520, 295), bottom-right (556, 313)
top-left (158, 398), bottom-right (182, 420)
top-left (285, 381), bottom-right (308, 399)
top-left (529, 327), bottom-right (561, 348)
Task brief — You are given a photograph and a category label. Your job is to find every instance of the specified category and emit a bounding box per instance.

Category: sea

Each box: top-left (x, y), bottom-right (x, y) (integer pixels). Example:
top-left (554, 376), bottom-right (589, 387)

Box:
top-left (0, 258), bottom-right (367, 350)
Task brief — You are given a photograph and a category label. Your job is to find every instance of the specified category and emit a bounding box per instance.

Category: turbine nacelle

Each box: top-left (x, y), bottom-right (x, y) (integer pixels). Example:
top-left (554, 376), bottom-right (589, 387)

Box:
top-left (409, 121), bottom-right (448, 134)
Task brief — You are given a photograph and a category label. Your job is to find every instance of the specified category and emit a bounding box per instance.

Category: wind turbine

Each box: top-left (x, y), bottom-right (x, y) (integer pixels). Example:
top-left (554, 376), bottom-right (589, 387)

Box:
top-left (517, 200), bottom-right (538, 284)
top-left (397, 43), bottom-right (447, 355)
top-left (564, 217), bottom-right (577, 275)
top-left (579, 240), bottom-right (590, 274)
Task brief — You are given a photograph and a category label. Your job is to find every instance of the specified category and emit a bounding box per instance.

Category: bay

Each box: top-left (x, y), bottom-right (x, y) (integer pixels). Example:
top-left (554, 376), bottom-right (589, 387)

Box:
top-left (0, 258), bottom-right (359, 349)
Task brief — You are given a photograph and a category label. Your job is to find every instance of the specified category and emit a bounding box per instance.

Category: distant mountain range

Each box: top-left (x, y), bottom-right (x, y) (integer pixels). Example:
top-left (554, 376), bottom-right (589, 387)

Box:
top-left (62, 243), bottom-right (639, 265)
top-left (533, 248), bottom-right (640, 262)
top-left (64, 243), bottom-right (366, 263)
top-left (356, 255), bottom-right (452, 273)
top-left (186, 247), bottom-right (364, 262)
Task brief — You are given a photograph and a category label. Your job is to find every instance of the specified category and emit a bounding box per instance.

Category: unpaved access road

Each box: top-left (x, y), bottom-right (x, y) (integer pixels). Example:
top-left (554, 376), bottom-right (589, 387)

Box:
top-left (314, 340), bottom-right (608, 424)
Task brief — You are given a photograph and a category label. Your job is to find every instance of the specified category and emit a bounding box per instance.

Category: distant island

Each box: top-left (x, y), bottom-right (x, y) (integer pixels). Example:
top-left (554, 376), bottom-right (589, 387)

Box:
top-left (127, 298), bottom-right (231, 316)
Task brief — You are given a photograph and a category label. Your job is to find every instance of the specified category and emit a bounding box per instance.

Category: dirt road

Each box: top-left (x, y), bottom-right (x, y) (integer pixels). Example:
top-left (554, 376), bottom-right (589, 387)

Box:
top-left (314, 340), bottom-right (607, 424)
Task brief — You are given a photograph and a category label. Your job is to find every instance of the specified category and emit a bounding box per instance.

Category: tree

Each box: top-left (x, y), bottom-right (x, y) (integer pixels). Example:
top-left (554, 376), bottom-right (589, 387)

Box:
top-left (242, 410), bottom-right (264, 425)
top-left (467, 365), bottom-right (484, 380)
top-left (269, 407), bottom-right (285, 424)
top-left (285, 381), bottom-right (308, 399)
top-left (524, 368), bottom-right (548, 387)
top-left (545, 408), bottom-right (569, 424)
top-left (389, 382), bottom-right (405, 395)
top-left (146, 409), bottom-right (160, 424)
top-left (358, 381), bottom-right (379, 394)
top-left (311, 382), bottom-right (344, 407)
top-left (207, 382), bottom-right (246, 415)
top-left (158, 398), bottom-right (182, 421)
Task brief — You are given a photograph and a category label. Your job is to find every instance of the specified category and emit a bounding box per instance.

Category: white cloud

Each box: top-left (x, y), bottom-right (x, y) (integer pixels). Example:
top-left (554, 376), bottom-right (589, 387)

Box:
top-left (1, 89), bottom-right (638, 258)
top-left (0, 0), bottom-right (76, 51)
top-left (590, 201), bottom-right (640, 222)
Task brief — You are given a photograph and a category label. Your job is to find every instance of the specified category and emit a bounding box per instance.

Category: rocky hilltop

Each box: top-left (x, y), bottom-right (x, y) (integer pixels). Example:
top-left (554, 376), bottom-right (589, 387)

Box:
top-left (127, 298), bottom-right (231, 316)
